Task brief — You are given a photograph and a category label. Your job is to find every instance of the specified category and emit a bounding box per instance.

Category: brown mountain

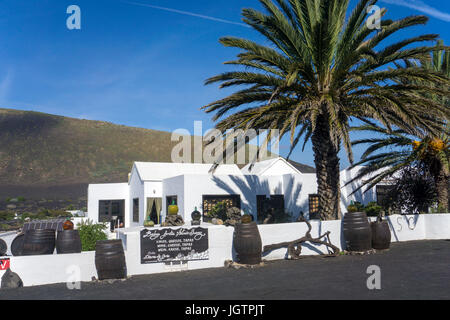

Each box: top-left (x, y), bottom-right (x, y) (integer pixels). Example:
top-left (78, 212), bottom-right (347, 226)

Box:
top-left (0, 108), bottom-right (314, 201)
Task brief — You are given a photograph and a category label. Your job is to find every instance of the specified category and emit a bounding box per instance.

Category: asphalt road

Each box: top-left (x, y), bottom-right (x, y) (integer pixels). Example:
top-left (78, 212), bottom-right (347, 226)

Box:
top-left (0, 240), bottom-right (449, 300)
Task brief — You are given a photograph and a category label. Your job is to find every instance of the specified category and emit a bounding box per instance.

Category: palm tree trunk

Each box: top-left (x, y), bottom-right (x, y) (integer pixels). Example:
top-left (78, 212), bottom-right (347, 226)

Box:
top-left (434, 165), bottom-right (448, 212)
top-left (311, 115), bottom-right (342, 220)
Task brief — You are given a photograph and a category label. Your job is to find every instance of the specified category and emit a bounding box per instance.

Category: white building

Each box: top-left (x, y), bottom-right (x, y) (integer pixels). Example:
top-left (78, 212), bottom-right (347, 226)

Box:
top-left (87, 157), bottom-right (386, 228)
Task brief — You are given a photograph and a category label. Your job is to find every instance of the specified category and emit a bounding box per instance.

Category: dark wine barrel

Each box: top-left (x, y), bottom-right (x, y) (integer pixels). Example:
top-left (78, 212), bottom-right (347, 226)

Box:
top-left (22, 229), bottom-right (56, 256)
top-left (11, 233), bottom-right (25, 256)
top-left (56, 230), bottom-right (82, 254)
top-left (343, 212), bottom-right (372, 252)
top-left (95, 240), bottom-right (127, 280)
top-left (0, 238), bottom-right (7, 256)
top-left (371, 217), bottom-right (391, 250)
top-left (233, 221), bottom-right (262, 265)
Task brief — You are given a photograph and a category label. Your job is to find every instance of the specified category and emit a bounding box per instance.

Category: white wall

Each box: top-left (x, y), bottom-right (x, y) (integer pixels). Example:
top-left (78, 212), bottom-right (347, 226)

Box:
top-left (161, 172), bottom-right (374, 222)
top-left (424, 214), bottom-right (450, 239)
top-left (175, 174), bottom-right (287, 222)
top-left (87, 183), bottom-right (129, 226)
top-left (128, 165), bottom-right (145, 227)
top-left (259, 220), bottom-right (343, 260)
top-left (340, 166), bottom-right (381, 213)
top-left (261, 158), bottom-right (298, 176)
top-left (86, 164), bottom-right (385, 227)
top-left (0, 252), bottom-right (97, 287)
top-left (118, 214), bottom-right (450, 276)
top-left (2, 214), bottom-right (449, 287)
top-left (282, 173), bottom-right (317, 220)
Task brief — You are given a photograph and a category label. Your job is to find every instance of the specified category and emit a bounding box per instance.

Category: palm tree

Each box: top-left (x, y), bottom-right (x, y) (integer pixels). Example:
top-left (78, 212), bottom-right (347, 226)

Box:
top-left (202, 0), bottom-right (450, 220)
top-left (345, 41), bottom-right (450, 211)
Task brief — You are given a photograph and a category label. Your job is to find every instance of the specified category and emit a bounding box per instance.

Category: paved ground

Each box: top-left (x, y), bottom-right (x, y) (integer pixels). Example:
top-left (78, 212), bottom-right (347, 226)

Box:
top-left (0, 240), bottom-right (449, 300)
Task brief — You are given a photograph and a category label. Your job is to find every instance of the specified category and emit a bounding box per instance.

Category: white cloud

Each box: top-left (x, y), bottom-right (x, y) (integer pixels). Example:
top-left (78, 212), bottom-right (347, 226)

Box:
top-left (381, 0), bottom-right (450, 22)
top-left (121, 1), bottom-right (250, 28)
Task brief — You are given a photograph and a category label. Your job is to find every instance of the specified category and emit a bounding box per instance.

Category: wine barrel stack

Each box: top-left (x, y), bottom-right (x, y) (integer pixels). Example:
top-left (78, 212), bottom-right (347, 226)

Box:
top-left (233, 221), bottom-right (262, 265)
top-left (22, 229), bottom-right (56, 256)
top-left (343, 212), bottom-right (372, 252)
top-left (95, 240), bottom-right (127, 280)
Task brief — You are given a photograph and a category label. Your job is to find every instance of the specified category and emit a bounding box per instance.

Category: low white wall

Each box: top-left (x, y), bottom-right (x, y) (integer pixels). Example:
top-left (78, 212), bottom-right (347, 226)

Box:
top-left (0, 252), bottom-right (97, 287)
top-left (423, 214), bottom-right (450, 240)
top-left (259, 220), bottom-right (342, 260)
top-left (2, 214), bottom-right (448, 288)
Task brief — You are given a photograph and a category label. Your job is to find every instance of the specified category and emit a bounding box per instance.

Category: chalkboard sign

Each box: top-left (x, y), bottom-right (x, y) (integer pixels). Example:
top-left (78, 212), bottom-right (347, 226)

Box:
top-left (140, 227), bottom-right (209, 264)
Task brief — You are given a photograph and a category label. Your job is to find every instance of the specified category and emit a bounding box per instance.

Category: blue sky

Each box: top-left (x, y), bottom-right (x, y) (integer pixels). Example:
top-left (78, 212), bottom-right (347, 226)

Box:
top-left (0, 0), bottom-right (449, 168)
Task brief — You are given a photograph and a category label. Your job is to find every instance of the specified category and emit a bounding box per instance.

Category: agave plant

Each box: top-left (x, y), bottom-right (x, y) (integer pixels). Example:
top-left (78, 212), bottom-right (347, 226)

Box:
top-left (202, 0), bottom-right (450, 220)
top-left (346, 41), bottom-right (449, 210)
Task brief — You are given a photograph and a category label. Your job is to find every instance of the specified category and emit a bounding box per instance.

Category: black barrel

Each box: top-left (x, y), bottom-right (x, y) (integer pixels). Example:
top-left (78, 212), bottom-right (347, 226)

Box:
top-left (233, 222), bottom-right (262, 265)
top-left (371, 217), bottom-right (391, 250)
top-left (95, 240), bottom-right (127, 280)
top-left (0, 239), bottom-right (7, 256)
top-left (343, 212), bottom-right (372, 252)
top-left (11, 233), bottom-right (25, 256)
top-left (56, 230), bottom-right (82, 254)
top-left (22, 229), bottom-right (55, 255)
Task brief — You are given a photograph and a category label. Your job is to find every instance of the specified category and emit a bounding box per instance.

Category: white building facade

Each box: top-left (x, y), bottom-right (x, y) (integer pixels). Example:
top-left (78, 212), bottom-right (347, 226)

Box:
top-left (87, 157), bottom-right (386, 227)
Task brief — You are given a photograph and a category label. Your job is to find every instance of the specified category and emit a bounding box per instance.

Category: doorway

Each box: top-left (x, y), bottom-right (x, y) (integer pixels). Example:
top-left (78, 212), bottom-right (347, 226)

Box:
top-left (146, 197), bottom-right (162, 224)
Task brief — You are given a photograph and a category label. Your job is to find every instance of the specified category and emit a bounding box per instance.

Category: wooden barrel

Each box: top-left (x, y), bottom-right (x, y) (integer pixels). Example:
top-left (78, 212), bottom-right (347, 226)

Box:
top-left (56, 230), bottom-right (82, 254)
top-left (343, 212), bottom-right (372, 252)
top-left (11, 233), bottom-right (25, 256)
top-left (22, 229), bottom-right (55, 255)
top-left (371, 217), bottom-right (391, 250)
top-left (0, 238), bottom-right (7, 256)
top-left (95, 240), bottom-right (127, 280)
top-left (233, 222), bottom-right (262, 265)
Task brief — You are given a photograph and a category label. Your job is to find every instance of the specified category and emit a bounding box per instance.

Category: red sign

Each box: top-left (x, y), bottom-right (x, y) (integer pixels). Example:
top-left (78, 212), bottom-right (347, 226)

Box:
top-left (0, 258), bottom-right (10, 270)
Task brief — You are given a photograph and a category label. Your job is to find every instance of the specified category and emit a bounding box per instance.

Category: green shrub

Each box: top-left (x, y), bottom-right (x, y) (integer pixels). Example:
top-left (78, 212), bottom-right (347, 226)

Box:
top-left (17, 196), bottom-right (25, 202)
top-left (429, 204), bottom-right (448, 214)
top-left (364, 202), bottom-right (383, 217)
top-left (208, 201), bottom-right (228, 221)
top-left (347, 201), bottom-right (383, 216)
top-left (77, 219), bottom-right (108, 251)
top-left (347, 201), bottom-right (365, 213)
top-left (0, 211), bottom-right (15, 221)
top-left (20, 212), bottom-right (33, 221)
top-left (271, 209), bottom-right (293, 223)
